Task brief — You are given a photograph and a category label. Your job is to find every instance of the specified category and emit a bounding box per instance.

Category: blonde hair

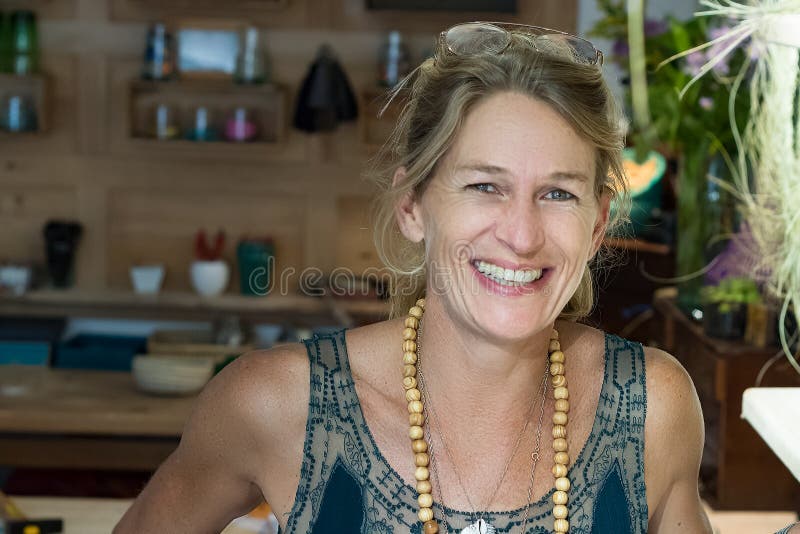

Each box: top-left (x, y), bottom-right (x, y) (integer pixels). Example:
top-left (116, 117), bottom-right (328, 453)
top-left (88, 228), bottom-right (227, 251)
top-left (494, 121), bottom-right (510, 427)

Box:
top-left (367, 31), bottom-right (630, 319)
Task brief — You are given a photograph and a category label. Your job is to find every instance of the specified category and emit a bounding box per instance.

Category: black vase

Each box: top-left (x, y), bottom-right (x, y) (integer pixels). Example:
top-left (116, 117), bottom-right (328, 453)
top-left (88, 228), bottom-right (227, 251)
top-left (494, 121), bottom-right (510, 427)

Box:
top-left (43, 220), bottom-right (83, 288)
top-left (703, 302), bottom-right (746, 340)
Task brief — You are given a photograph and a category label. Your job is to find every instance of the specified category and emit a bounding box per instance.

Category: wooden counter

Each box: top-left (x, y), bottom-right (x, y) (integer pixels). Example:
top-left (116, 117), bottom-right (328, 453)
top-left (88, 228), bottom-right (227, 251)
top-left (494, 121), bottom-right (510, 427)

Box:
top-left (0, 367), bottom-right (196, 470)
top-left (653, 290), bottom-right (800, 510)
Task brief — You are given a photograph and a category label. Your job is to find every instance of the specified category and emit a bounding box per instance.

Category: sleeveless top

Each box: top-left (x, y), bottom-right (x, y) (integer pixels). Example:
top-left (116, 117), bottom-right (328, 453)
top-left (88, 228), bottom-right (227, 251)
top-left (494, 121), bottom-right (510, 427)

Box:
top-left (282, 329), bottom-right (649, 533)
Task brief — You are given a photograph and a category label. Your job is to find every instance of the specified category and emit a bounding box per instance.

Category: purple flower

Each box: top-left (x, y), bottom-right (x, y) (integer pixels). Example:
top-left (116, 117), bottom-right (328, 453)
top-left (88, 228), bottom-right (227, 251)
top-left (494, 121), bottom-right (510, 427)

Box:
top-left (644, 19), bottom-right (668, 37)
top-left (706, 25), bottom-right (738, 75)
top-left (684, 51), bottom-right (706, 77)
top-left (612, 38), bottom-right (629, 58)
top-left (699, 96), bottom-right (714, 110)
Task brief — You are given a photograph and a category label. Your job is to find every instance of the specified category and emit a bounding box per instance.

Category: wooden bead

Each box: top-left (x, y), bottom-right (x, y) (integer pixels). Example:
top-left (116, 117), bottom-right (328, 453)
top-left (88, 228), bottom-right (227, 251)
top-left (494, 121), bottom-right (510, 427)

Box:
top-left (553, 504), bottom-right (568, 519)
top-left (551, 374), bottom-right (567, 388)
top-left (409, 413), bottom-right (424, 426)
top-left (554, 452), bottom-right (570, 466)
top-left (403, 352), bottom-right (418, 365)
top-left (555, 476), bottom-right (571, 492)
top-left (412, 439), bottom-right (428, 453)
top-left (403, 340), bottom-right (417, 353)
top-left (409, 306), bottom-right (423, 319)
top-left (403, 376), bottom-right (418, 390)
top-left (554, 518), bottom-right (569, 533)
top-left (415, 452), bottom-right (430, 467)
top-left (552, 463), bottom-right (568, 478)
top-left (553, 411), bottom-right (568, 426)
top-left (554, 399), bottom-right (569, 412)
top-left (553, 386), bottom-right (569, 400)
top-left (417, 480), bottom-right (432, 494)
top-left (408, 400), bottom-right (424, 414)
top-left (549, 339), bottom-right (561, 351)
top-left (549, 350), bottom-right (565, 363)
top-left (418, 493), bottom-right (433, 508)
top-left (403, 365), bottom-right (417, 378)
top-left (414, 466), bottom-right (430, 481)
top-left (405, 316), bottom-right (419, 329)
top-left (553, 490), bottom-right (568, 505)
top-left (409, 426), bottom-right (424, 440)
top-left (406, 388), bottom-right (421, 402)
top-left (416, 298), bottom-right (426, 309)
top-left (551, 328), bottom-right (559, 340)
top-left (550, 362), bottom-right (565, 376)
top-left (403, 327), bottom-right (418, 341)
top-left (423, 519), bottom-right (439, 534)
top-left (552, 425), bottom-right (567, 439)
top-left (418, 507), bottom-right (434, 522)
top-left (553, 438), bottom-right (568, 452)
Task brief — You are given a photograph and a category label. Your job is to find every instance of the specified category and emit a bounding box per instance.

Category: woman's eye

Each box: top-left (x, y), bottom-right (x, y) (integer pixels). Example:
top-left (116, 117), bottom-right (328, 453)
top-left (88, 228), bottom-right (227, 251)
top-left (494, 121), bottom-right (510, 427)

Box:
top-left (545, 189), bottom-right (576, 201)
top-left (469, 183), bottom-right (498, 194)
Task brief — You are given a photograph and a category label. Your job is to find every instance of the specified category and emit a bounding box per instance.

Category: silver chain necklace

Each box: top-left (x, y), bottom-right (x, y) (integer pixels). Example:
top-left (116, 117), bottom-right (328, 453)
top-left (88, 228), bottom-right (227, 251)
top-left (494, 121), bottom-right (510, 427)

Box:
top-left (416, 322), bottom-right (549, 534)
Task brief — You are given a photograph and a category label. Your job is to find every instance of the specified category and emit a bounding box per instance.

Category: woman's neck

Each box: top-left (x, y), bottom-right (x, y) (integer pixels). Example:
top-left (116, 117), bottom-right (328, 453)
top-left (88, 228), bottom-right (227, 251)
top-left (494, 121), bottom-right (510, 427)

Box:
top-left (414, 294), bottom-right (554, 423)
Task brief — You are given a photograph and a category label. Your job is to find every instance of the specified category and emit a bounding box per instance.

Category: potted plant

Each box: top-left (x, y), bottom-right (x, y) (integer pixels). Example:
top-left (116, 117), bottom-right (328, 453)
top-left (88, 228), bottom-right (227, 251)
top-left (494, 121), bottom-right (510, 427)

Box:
top-left (190, 229), bottom-right (229, 297)
top-left (701, 277), bottom-right (761, 340)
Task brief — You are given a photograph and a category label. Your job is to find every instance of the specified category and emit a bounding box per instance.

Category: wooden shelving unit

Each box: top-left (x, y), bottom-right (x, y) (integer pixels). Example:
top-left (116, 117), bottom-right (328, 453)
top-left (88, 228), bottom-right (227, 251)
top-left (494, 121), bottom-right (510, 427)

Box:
top-left (128, 79), bottom-right (287, 144)
top-left (0, 289), bottom-right (389, 327)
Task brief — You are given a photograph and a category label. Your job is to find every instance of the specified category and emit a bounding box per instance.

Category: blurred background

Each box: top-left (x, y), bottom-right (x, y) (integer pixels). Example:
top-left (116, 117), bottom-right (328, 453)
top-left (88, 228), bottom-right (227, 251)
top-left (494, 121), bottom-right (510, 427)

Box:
top-left (0, 0), bottom-right (798, 532)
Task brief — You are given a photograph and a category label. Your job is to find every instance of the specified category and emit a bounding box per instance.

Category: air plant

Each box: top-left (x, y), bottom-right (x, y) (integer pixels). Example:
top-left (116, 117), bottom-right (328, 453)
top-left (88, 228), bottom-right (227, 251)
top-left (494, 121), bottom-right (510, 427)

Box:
top-left (666, 0), bottom-right (800, 374)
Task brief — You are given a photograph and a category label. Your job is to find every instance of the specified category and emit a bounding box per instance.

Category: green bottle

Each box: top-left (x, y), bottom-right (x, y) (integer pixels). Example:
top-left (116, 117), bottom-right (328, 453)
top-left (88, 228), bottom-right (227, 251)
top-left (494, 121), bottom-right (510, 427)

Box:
top-left (11, 10), bottom-right (38, 75)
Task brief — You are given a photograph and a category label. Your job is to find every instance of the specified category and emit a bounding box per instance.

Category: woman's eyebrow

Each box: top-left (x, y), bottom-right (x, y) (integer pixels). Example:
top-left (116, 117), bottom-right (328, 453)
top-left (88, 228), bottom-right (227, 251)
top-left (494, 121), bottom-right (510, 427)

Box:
top-left (455, 163), bottom-right (590, 184)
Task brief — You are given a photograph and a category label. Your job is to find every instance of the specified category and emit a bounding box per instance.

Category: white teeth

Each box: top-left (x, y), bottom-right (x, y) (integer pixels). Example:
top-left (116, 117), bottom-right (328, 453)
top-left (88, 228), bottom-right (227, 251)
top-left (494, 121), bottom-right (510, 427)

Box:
top-left (474, 260), bottom-right (543, 286)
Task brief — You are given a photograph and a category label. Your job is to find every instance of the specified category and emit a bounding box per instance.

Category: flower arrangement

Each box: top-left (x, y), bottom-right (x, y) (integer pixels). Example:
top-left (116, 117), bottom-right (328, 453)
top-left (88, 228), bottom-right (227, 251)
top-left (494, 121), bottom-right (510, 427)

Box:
top-left (701, 276), bottom-right (761, 313)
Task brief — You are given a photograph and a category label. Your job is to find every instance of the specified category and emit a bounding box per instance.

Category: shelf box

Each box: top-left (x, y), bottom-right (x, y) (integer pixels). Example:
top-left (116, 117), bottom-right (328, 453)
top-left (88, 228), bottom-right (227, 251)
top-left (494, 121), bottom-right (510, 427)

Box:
top-left (128, 78), bottom-right (287, 145)
top-left (0, 73), bottom-right (50, 134)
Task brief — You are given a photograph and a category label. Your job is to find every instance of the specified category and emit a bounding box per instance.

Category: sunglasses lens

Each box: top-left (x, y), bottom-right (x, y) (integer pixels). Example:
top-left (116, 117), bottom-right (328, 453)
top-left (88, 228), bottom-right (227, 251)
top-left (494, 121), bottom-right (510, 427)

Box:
top-left (445, 23), bottom-right (510, 56)
top-left (533, 34), bottom-right (598, 64)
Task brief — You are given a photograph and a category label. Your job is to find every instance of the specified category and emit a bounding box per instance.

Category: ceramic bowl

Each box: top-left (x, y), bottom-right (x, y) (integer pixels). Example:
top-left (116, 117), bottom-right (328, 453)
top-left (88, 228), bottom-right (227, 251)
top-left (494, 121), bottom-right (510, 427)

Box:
top-left (130, 264), bottom-right (165, 295)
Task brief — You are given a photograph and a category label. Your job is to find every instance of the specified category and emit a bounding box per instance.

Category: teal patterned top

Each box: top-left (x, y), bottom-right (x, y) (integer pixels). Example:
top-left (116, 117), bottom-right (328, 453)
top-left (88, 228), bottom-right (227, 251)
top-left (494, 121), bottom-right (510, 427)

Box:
top-left (281, 329), bottom-right (649, 533)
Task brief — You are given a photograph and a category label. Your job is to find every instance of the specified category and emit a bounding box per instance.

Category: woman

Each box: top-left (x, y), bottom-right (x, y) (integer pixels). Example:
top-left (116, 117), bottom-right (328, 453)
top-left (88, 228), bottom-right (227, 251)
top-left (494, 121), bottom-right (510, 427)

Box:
top-left (115, 23), bottom-right (714, 533)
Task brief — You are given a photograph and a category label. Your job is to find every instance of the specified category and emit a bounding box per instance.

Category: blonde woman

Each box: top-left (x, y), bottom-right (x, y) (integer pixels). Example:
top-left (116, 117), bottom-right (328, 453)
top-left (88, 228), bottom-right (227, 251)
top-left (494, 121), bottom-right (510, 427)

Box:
top-left (116, 23), bottom-right (714, 533)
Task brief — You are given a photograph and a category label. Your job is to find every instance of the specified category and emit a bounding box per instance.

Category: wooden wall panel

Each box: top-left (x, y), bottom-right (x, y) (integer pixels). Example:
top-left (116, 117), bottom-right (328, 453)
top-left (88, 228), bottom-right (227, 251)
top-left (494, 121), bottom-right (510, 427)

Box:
top-left (0, 183), bottom-right (79, 261)
top-left (106, 187), bottom-right (306, 293)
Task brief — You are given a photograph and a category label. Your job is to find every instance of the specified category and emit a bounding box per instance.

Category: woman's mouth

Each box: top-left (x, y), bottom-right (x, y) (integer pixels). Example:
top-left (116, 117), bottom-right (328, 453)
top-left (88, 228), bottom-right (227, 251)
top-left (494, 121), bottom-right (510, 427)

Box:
top-left (472, 259), bottom-right (544, 286)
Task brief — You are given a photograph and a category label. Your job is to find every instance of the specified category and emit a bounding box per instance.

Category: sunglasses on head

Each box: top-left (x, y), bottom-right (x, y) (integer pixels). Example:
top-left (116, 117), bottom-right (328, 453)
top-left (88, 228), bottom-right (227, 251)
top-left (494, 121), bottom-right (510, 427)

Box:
top-left (438, 21), bottom-right (604, 66)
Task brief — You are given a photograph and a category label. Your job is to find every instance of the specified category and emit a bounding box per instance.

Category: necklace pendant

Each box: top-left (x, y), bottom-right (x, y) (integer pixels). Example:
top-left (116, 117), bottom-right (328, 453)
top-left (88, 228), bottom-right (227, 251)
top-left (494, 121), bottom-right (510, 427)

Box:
top-left (460, 519), bottom-right (496, 534)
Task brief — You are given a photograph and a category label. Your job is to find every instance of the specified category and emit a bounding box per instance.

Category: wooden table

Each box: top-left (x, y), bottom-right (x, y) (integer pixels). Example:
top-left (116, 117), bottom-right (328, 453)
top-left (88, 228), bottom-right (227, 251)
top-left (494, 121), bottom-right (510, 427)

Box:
top-left (10, 496), bottom-right (278, 534)
top-left (654, 291), bottom-right (800, 510)
top-left (0, 367), bottom-right (196, 470)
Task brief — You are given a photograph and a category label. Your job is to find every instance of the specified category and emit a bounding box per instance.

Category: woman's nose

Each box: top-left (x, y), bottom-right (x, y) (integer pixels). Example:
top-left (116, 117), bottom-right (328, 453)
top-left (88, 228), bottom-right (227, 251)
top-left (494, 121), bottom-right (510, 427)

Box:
top-left (494, 200), bottom-right (546, 256)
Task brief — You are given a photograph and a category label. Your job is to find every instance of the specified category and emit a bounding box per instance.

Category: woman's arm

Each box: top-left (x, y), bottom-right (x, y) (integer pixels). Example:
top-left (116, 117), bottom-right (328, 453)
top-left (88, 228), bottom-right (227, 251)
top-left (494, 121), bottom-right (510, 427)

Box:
top-left (644, 347), bottom-right (713, 534)
top-left (114, 346), bottom-right (305, 533)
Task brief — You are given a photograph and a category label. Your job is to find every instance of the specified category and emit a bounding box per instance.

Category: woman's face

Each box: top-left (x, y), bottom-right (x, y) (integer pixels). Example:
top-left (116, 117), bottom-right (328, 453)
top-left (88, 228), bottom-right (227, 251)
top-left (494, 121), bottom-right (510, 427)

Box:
top-left (397, 91), bottom-right (610, 341)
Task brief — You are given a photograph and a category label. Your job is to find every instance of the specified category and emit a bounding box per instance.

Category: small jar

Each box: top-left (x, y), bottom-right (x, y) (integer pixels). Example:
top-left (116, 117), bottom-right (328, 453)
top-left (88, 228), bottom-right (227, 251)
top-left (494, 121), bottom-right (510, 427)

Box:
top-left (185, 105), bottom-right (219, 142)
top-left (1, 94), bottom-right (37, 132)
top-left (149, 103), bottom-right (179, 140)
top-left (224, 107), bottom-right (259, 142)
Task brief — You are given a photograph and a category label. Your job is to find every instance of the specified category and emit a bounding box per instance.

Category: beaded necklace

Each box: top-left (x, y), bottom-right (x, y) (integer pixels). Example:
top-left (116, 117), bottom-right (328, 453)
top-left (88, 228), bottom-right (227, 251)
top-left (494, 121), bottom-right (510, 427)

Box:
top-left (402, 298), bottom-right (571, 533)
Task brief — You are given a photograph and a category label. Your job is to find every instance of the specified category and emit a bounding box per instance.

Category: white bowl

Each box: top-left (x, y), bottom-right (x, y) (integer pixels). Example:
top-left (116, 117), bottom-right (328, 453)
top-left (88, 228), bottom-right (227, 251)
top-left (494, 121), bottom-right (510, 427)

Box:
top-left (190, 260), bottom-right (229, 297)
top-left (130, 264), bottom-right (165, 294)
top-left (0, 265), bottom-right (32, 295)
top-left (132, 354), bottom-right (214, 396)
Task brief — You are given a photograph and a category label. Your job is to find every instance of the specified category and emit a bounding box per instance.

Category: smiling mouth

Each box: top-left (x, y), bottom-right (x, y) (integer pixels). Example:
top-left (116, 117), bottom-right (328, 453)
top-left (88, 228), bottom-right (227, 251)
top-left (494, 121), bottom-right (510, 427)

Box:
top-left (471, 260), bottom-right (545, 286)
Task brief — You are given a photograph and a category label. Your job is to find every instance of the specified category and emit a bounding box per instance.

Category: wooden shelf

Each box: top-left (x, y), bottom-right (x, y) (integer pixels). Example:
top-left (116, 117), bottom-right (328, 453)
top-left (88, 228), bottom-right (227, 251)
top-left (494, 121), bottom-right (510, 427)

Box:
top-left (128, 79), bottom-right (287, 145)
top-left (0, 289), bottom-right (389, 327)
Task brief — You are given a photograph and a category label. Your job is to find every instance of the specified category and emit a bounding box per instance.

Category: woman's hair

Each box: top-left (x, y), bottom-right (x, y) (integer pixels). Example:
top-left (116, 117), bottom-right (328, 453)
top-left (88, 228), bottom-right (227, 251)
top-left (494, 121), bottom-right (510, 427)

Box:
top-left (366, 30), bottom-right (630, 320)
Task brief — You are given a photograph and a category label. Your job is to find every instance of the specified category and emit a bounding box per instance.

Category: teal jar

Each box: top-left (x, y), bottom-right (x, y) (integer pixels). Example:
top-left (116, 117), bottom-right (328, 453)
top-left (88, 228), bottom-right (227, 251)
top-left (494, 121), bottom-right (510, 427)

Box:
top-left (237, 239), bottom-right (274, 296)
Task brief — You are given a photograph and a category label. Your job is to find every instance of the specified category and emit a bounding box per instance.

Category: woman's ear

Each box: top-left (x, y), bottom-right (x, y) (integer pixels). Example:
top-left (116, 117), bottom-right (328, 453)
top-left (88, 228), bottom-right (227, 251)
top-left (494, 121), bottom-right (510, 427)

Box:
top-left (393, 167), bottom-right (425, 243)
top-left (588, 188), bottom-right (612, 262)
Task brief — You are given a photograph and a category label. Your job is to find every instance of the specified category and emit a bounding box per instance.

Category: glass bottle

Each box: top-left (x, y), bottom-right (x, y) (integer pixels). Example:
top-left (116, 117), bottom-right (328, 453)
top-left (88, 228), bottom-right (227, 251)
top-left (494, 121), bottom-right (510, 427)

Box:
top-left (378, 30), bottom-right (410, 87)
top-left (10, 10), bottom-right (38, 75)
top-left (142, 23), bottom-right (175, 81)
top-left (234, 27), bottom-right (268, 84)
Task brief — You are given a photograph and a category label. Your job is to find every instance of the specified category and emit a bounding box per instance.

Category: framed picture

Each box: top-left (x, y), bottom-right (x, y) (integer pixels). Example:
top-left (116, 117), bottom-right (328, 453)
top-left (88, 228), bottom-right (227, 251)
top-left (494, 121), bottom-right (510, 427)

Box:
top-left (366, 0), bottom-right (516, 12)
top-left (177, 27), bottom-right (239, 77)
